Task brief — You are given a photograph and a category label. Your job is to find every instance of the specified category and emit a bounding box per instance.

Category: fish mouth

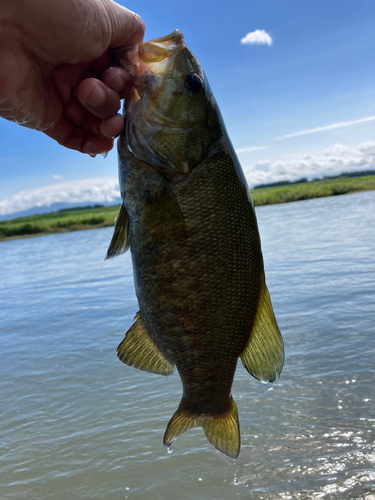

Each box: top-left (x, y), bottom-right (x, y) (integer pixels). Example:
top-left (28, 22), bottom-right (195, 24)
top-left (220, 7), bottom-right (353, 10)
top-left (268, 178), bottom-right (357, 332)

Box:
top-left (115, 30), bottom-right (195, 129)
top-left (113, 29), bottom-right (186, 88)
top-left (139, 30), bottom-right (186, 65)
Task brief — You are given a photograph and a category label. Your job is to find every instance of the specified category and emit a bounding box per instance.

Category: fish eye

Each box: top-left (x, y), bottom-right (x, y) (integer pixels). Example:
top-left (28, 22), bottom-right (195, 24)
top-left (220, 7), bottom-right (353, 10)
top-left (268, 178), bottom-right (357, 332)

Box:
top-left (183, 73), bottom-right (203, 94)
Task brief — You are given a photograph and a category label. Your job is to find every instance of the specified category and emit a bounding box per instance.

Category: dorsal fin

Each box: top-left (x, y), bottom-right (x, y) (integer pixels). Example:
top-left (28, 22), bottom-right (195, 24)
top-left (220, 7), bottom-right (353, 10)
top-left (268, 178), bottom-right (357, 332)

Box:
top-left (240, 274), bottom-right (284, 382)
top-left (117, 312), bottom-right (175, 376)
top-left (105, 203), bottom-right (130, 259)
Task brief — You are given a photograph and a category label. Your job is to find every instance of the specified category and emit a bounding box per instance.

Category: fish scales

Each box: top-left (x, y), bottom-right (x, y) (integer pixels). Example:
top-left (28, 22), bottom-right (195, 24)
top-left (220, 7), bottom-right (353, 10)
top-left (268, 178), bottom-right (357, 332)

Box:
top-left (133, 155), bottom-right (260, 406)
top-left (108, 30), bottom-right (284, 459)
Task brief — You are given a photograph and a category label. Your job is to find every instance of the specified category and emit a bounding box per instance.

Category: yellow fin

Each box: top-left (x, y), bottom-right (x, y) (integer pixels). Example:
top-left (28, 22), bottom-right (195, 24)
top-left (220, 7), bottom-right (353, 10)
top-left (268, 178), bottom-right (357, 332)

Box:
top-left (240, 275), bottom-right (284, 382)
top-left (117, 312), bottom-right (174, 376)
top-left (144, 184), bottom-right (186, 240)
top-left (105, 203), bottom-right (130, 259)
top-left (163, 397), bottom-right (240, 459)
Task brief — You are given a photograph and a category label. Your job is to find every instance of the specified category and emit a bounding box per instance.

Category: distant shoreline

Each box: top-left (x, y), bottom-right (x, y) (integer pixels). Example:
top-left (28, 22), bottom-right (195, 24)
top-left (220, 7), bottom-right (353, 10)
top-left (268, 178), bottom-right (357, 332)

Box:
top-left (1, 175), bottom-right (374, 242)
top-left (251, 174), bottom-right (375, 206)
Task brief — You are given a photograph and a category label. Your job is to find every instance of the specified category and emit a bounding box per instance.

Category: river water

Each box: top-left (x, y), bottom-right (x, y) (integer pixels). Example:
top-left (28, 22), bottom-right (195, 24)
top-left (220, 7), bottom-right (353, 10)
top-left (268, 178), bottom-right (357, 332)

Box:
top-left (0, 191), bottom-right (374, 500)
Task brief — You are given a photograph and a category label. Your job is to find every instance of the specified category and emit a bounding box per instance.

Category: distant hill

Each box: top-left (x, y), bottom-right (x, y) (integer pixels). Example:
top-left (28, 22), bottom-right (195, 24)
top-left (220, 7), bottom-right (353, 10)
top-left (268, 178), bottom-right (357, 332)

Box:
top-left (0, 199), bottom-right (122, 221)
top-left (253, 170), bottom-right (375, 189)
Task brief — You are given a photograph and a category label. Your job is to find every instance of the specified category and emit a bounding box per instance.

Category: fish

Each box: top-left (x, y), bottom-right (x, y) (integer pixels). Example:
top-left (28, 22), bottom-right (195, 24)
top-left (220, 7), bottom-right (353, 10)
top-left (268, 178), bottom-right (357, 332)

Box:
top-left (107, 30), bottom-right (284, 459)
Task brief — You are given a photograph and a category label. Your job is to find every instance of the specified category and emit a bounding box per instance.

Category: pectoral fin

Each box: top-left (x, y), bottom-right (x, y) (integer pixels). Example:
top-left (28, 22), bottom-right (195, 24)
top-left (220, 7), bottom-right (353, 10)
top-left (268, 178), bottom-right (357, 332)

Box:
top-left (144, 183), bottom-right (186, 240)
top-left (105, 203), bottom-right (130, 259)
top-left (117, 312), bottom-right (175, 376)
top-left (240, 275), bottom-right (284, 382)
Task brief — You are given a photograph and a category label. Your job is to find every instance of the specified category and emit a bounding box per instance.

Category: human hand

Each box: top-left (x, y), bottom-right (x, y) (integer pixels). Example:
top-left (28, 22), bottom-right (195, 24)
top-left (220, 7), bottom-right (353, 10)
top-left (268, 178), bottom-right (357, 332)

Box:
top-left (0, 0), bottom-right (145, 155)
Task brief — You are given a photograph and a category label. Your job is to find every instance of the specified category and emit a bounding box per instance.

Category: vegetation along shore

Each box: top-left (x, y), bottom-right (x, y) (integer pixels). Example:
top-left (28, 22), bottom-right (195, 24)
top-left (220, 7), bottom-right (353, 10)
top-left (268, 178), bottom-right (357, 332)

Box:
top-left (1, 172), bottom-right (374, 241)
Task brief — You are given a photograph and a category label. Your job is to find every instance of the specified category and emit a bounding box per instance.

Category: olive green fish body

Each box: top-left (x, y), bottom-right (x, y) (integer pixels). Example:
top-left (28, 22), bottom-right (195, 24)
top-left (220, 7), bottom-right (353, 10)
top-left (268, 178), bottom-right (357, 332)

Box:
top-left (108, 31), bottom-right (284, 459)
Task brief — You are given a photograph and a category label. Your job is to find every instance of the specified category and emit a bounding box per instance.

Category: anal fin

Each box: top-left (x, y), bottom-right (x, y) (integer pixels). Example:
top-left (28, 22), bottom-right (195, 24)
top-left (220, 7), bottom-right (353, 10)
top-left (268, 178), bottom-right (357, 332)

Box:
top-left (117, 312), bottom-right (174, 376)
top-left (105, 203), bottom-right (130, 259)
top-left (240, 273), bottom-right (284, 382)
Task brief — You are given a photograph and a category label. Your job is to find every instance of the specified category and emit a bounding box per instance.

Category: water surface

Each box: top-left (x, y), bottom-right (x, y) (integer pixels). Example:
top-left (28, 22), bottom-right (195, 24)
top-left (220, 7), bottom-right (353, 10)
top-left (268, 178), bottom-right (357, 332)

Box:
top-left (1, 191), bottom-right (374, 499)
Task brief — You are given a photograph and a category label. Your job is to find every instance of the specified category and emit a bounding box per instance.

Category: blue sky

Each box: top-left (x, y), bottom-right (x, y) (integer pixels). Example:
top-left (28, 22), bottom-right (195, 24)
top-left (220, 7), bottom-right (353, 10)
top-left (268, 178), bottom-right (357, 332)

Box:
top-left (0, 0), bottom-right (374, 216)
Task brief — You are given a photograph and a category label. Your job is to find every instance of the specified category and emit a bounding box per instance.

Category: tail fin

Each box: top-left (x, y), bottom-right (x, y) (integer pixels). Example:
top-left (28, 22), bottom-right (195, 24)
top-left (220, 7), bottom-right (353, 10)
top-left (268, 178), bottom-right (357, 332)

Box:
top-left (163, 397), bottom-right (240, 459)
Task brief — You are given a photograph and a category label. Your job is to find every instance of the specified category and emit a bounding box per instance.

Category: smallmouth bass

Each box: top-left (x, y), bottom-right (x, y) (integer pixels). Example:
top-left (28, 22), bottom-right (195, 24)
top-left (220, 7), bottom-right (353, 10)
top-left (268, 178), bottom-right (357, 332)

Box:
top-left (108, 30), bottom-right (284, 459)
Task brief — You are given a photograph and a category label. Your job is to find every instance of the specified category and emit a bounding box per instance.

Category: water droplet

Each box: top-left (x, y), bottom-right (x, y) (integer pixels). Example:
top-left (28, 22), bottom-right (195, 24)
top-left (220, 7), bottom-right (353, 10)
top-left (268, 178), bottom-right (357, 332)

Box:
top-left (167, 446), bottom-right (173, 454)
top-left (101, 152), bottom-right (108, 159)
top-left (233, 476), bottom-right (239, 486)
top-left (198, 478), bottom-right (202, 482)
top-left (89, 153), bottom-right (97, 158)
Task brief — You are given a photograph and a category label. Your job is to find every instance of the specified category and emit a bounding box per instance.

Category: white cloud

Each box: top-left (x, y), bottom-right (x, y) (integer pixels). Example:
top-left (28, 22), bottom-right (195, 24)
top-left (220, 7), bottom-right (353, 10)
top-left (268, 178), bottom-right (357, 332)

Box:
top-left (2, 141), bottom-right (374, 215)
top-left (235, 146), bottom-right (269, 154)
top-left (0, 176), bottom-right (120, 216)
top-left (241, 30), bottom-right (273, 46)
top-left (276, 116), bottom-right (375, 140)
top-left (243, 141), bottom-right (375, 187)
top-left (53, 175), bottom-right (63, 180)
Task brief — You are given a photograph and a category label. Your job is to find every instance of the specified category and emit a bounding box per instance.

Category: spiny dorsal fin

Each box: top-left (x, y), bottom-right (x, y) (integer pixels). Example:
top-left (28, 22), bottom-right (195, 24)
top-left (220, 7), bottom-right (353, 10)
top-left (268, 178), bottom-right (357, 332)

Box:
top-left (163, 397), bottom-right (240, 459)
top-left (144, 184), bottom-right (186, 240)
top-left (117, 312), bottom-right (175, 376)
top-left (240, 274), bottom-right (284, 382)
top-left (105, 203), bottom-right (130, 260)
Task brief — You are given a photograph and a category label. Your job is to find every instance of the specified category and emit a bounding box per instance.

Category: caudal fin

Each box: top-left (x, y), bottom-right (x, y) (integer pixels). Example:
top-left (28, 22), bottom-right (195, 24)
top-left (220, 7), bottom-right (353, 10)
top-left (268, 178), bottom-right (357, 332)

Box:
top-left (163, 397), bottom-right (240, 459)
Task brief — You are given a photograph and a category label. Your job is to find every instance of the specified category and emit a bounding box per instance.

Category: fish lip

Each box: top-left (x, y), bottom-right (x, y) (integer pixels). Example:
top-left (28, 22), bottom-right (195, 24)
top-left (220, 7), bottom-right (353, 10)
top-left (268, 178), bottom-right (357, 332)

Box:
top-left (112, 29), bottom-right (186, 81)
top-left (146, 29), bottom-right (184, 46)
top-left (132, 81), bottom-right (145, 99)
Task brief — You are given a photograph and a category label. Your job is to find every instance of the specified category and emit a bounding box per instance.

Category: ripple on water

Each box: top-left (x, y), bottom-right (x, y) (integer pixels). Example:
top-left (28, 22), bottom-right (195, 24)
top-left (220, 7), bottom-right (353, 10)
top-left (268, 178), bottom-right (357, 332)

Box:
top-left (0, 193), bottom-right (374, 499)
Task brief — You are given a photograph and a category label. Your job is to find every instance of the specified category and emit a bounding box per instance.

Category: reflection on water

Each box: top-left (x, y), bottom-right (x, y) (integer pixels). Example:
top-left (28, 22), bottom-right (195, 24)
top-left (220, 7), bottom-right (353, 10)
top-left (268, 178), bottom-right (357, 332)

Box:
top-left (0, 191), bottom-right (374, 499)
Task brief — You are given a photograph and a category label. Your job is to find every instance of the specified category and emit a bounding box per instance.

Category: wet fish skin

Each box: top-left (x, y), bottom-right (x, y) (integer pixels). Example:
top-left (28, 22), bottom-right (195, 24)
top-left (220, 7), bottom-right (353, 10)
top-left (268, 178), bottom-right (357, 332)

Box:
top-left (108, 30), bottom-right (284, 459)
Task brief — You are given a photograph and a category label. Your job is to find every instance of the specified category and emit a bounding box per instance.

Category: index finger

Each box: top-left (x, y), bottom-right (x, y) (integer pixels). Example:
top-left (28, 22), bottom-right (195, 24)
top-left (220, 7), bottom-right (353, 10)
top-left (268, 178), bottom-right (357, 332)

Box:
top-left (107, 5), bottom-right (145, 47)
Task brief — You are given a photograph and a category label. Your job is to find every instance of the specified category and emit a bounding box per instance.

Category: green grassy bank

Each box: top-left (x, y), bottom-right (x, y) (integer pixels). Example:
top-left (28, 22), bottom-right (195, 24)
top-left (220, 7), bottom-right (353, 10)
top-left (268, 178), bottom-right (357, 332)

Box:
top-left (251, 174), bottom-right (375, 206)
top-left (1, 175), bottom-right (374, 241)
top-left (0, 205), bottom-right (120, 241)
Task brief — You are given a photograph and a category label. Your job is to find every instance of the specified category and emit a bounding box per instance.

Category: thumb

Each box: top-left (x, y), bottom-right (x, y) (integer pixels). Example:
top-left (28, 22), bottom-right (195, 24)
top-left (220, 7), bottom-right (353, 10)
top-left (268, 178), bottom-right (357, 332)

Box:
top-left (105, 1), bottom-right (145, 47)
